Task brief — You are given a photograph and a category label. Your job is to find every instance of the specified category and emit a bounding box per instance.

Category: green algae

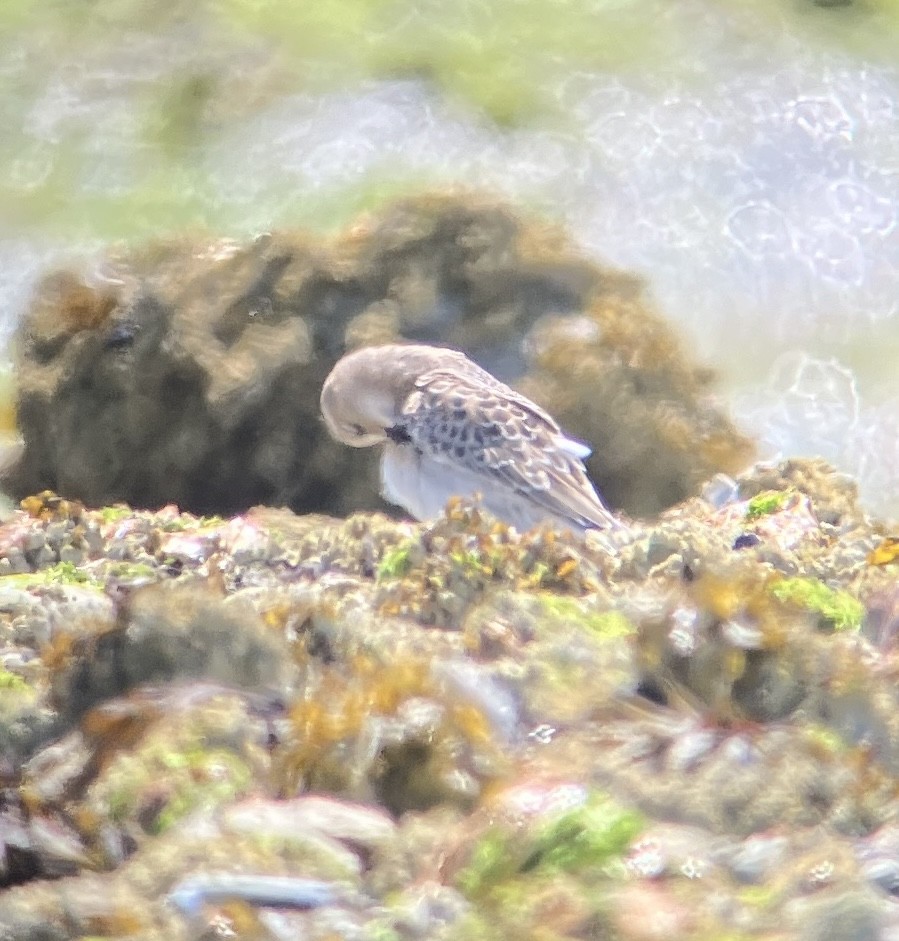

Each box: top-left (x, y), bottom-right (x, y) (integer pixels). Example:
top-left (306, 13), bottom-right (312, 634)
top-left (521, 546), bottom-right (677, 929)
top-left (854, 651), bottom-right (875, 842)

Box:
top-left (737, 883), bottom-right (779, 911)
top-left (0, 562), bottom-right (102, 590)
top-left (161, 513), bottom-right (226, 532)
top-left (769, 577), bottom-right (864, 632)
top-left (451, 791), bottom-right (642, 940)
top-left (99, 505), bottom-right (132, 524)
top-left (218, 0), bottom-right (669, 125)
top-left (0, 667), bottom-right (30, 692)
top-left (745, 489), bottom-right (793, 520)
top-left (364, 925), bottom-right (403, 941)
top-left (534, 595), bottom-right (636, 640)
top-left (93, 701), bottom-right (259, 836)
top-left (525, 794), bottom-right (642, 874)
top-left (153, 751), bottom-right (251, 833)
top-left (104, 561), bottom-right (158, 581)
top-left (106, 744), bottom-right (253, 835)
top-left (457, 829), bottom-right (516, 895)
top-left (42, 561), bottom-right (94, 585)
top-left (1, 0), bottom-right (895, 253)
top-left (0, 0), bottom-right (675, 244)
top-left (449, 548), bottom-right (493, 576)
top-left (456, 791), bottom-right (642, 897)
top-left (526, 560), bottom-right (550, 581)
top-left (377, 540), bottom-right (415, 580)
top-left (801, 723), bottom-right (847, 756)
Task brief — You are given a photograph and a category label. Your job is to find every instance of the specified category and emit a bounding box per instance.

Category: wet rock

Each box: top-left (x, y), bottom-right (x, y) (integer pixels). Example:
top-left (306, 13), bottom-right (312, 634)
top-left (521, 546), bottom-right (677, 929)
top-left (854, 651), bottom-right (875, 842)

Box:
top-left (49, 581), bottom-right (297, 720)
top-left (463, 590), bottom-right (639, 725)
top-left (0, 450), bottom-right (893, 940)
top-left (795, 889), bottom-right (883, 941)
top-left (221, 795), bottom-right (397, 863)
top-left (273, 645), bottom-right (506, 813)
top-left (167, 872), bottom-right (337, 916)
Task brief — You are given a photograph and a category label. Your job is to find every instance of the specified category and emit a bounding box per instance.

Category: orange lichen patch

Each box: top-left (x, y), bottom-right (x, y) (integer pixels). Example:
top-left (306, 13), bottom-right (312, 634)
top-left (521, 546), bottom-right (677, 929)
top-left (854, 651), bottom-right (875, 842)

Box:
top-left (450, 702), bottom-right (494, 746)
top-left (275, 649), bottom-right (503, 806)
top-left (82, 907), bottom-right (147, 938)
top-left (289, 655), bottom-right (430, 738)
top-left (215, 901), bottom-right (267, 938)
top-left (81, 698), bottom-right (162, 754)
top-left (20, 490), bottom-right (85, 522)
top-left (691, 573), bottom-right (785, 646)
top-left (70, 804), bottom-right (105, 837)
top-left (261, 601), bottom-right (296, 632)
top-left (354, 654), bottom-right (429, 712)
top-left (277, 655), bottom-right (428, 791)
top-left (867, 537), bottom-right (899, 566)
top-left (0, 393), bottom-right (16, 436)
top-left (689, 570), bottom-right (795, 649)
top-left (41, 629), bottom-right (81, 673)
top-left (29, 270), bottom-right (119, 339)
top-left (374, 500), bottom-right (605, 628)
top-left (18, 786), bottom-right (45, 816)
top-left (692, 572), bottom-right (761, 621)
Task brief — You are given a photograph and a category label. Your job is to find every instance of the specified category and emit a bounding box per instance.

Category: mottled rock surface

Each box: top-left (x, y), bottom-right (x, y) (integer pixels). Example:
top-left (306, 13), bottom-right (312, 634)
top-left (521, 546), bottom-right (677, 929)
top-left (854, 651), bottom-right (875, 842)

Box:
top-left (0, 458), bottom-right (898, 939)
top-left (8, 194), bottom-right (751, 519)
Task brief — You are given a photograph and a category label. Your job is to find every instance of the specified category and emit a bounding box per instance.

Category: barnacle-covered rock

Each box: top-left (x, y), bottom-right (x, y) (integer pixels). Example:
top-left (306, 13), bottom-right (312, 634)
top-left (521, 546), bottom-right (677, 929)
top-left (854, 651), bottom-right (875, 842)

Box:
top-left (1, 451), bottom-right (898, 939)
top-left (49, 581), bottom-right (297, 721)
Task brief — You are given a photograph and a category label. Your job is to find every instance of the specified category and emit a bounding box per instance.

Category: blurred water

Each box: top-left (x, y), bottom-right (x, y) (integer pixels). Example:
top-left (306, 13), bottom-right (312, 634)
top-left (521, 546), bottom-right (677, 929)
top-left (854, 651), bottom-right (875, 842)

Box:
top-left (1, 0), bottom-right (897, 516)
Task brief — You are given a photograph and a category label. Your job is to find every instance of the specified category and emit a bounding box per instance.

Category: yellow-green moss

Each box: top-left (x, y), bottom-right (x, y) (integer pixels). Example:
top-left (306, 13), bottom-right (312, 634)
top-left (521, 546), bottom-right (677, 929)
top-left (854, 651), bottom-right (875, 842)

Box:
top-left (1, 562), bottom-right (102, 590)
top-left (449, 791), bottom-right (642, 939)
top-left (364, 924), bottom-right (403, 941)
top-left (535, 595), bottom-right (635, 640)
top-left (218, 0), bottom-right (672, 125)
top-left (456, 790), bottom-right (642, 898)
top-left (0, 668), bottom-right (30, 692)
top-left (527, 793), bottom-right (642, 874)
top-left (160, 513), bottom-right (226, 532)
top-left (745, 489), bottom-right (792, 520)
top-left (377, 540), bottom-right (415, 580)
top-left (99, 505), bottom-right (132, 524)
top-left (769, 577), bottom-right (863, 632)
top-left (104, 561), bottom-right (158, 581)
top-left (801, 723), bottom-right (847, 756)
top-left (106, 744), bottom-right (253, 835)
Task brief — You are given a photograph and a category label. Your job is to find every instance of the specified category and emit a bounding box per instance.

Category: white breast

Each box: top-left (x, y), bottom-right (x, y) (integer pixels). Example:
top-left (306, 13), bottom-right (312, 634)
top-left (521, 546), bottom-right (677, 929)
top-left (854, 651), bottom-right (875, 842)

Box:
top-left (380, 443), bottom-right (586, 532)
top-left (380, 443), bottom-right (469, 521)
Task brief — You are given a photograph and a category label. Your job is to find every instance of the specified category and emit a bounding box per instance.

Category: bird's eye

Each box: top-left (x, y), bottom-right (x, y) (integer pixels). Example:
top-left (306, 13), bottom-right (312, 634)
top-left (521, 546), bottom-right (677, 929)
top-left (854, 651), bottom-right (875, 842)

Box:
top-left (350, 423), bottom-right (366, 436)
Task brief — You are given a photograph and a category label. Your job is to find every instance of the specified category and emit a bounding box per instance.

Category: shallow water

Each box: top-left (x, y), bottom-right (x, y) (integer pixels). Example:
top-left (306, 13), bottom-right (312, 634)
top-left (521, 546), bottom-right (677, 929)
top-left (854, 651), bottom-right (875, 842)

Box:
top-left (1, 0), bottom-right (896, 517)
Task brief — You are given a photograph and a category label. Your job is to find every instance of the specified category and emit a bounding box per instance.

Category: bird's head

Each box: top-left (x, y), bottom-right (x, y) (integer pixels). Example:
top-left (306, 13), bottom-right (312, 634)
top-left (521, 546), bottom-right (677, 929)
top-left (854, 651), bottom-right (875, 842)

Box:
top-left (320, 347), bottom-right (404, 447)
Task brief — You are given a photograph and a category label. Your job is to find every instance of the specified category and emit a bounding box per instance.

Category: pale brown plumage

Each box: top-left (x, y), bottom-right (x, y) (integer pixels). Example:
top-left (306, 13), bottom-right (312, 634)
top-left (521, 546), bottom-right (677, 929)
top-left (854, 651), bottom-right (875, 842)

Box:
top-left (320, 343), bottom-right (621, 533)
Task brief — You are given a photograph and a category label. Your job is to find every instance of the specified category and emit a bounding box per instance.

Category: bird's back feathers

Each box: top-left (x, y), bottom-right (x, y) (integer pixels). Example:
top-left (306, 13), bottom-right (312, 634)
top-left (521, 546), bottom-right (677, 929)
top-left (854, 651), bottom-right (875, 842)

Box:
top-left (399, 364), bottom-right (619, 531)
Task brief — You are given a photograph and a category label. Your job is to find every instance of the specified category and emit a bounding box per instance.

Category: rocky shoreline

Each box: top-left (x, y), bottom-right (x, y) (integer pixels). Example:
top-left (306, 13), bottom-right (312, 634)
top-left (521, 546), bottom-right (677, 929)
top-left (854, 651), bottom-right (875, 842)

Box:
top-left (1, 195), bottom-right (897, 940)
top-left (0, 454), bottom-right (897, 939)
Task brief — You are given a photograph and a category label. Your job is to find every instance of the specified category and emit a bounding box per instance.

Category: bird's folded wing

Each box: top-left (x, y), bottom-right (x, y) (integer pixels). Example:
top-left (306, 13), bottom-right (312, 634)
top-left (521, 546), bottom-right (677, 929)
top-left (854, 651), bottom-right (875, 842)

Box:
top-left (403, 367), bottom-right (618, 530)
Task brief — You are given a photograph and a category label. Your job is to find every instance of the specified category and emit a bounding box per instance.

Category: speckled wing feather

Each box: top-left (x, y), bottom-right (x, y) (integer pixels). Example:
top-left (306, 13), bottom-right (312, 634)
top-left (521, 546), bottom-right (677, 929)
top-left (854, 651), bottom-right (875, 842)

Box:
top-left (400, 364), bottom-right (619, 530)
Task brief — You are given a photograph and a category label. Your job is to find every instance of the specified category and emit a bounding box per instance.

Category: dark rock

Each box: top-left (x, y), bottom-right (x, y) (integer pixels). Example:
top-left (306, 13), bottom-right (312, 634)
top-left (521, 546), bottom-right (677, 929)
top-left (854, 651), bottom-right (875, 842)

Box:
top-left (49, 582), bottom-right (297, 720)
top-left (8, 195), bottom-right (751, 519)
top-left (732, 532), bottom-right (760, 550)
